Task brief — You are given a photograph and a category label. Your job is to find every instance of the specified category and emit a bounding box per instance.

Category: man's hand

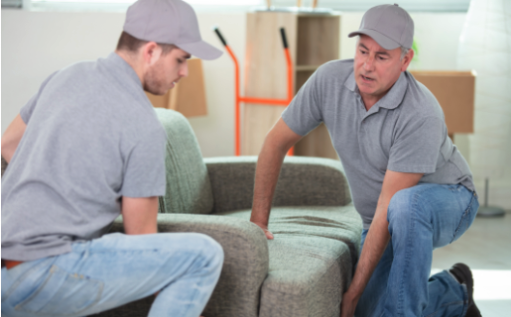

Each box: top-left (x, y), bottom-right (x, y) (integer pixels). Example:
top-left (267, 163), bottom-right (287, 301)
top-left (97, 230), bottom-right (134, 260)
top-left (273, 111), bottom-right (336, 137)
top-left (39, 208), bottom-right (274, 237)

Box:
top-left (121, 196), bottom-right (159, 235)
top-left (250, 118), bottom-right (302, 240)
top-left (340, 290), bottom-right (359, 317)
top-left (252, 221), bottom-right (274, 240)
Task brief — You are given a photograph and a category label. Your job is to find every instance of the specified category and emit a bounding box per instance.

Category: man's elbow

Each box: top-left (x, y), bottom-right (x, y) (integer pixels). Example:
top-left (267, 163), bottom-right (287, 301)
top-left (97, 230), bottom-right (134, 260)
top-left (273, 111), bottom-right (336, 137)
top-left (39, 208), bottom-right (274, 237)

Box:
top-left (2, 114), bottom-right (27, 163)
top-left (262, 118), bottom-right (302, 157)
top-left (1, 139), bottom-right (15, 163)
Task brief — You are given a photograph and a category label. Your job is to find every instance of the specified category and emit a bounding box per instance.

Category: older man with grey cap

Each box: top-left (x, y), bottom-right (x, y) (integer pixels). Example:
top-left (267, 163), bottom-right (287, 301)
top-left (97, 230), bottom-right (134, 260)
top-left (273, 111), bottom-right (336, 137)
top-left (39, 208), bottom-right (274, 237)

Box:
top-left (1, 1), bottom-right (223, 316)
top-left (249, 4), bottom-right (481, 317)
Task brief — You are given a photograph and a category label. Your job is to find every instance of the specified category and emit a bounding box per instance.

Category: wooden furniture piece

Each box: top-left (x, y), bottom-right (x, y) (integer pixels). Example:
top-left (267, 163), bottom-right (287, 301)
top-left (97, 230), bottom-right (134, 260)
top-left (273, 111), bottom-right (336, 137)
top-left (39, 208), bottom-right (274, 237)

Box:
top-left (243, 10), bottom-right (340, 155)
top-left (410, 70), bottom-right (475, 139)
top-left (145, 58), bottom-right (208, 118)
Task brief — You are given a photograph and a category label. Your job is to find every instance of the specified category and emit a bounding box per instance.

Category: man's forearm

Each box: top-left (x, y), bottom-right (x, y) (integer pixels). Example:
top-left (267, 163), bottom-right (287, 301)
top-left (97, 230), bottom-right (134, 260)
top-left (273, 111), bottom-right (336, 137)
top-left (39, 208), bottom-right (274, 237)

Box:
top-left (347, 203), bottom-right (390, 297)
top-left (250, 142), bottom-right (287, 227)
top-left (250, 118), bottom-right (302, 239)
top-left (341, 170), bottom-right (423, 316)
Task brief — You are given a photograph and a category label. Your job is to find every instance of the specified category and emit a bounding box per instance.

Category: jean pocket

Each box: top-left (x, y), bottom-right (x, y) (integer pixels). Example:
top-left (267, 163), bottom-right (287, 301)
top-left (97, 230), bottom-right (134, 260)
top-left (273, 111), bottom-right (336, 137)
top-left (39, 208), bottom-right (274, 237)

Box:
top-left (15, 265), bottom-right (103, 316)
top-left (451, 193), bottom-right (478, 244)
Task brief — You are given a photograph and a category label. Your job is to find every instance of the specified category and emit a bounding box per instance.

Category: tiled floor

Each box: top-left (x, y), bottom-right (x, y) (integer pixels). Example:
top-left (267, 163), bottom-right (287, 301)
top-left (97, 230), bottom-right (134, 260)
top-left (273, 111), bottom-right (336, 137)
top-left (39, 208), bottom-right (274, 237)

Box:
top-left (431, 212), bottom-right (511, 316)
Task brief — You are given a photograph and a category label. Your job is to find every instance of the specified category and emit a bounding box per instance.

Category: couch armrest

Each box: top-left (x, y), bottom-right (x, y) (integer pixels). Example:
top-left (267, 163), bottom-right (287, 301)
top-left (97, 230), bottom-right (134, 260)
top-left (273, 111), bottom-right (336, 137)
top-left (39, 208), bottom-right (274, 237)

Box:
top-left (109, 213), bottom-right (268, 317)
top-left (204, 156), bottom-right (352, 214)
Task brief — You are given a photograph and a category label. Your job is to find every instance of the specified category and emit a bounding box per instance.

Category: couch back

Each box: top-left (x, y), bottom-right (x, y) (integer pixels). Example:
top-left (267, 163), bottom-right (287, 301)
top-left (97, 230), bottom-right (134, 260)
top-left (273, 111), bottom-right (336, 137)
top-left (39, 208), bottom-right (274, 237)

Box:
top-left (205, 156), bottom-right (352, 214)
top-left (155, 108), bottom-right (214, 215)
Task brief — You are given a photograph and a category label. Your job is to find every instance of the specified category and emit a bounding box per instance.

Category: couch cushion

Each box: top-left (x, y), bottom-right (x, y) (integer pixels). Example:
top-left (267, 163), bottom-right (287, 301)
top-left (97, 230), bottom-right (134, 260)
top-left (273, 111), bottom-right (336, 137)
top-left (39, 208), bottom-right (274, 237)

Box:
top-left (218, 206), bottom-right (362, 317)
top-left (155, 108), bottom-right (213, 214)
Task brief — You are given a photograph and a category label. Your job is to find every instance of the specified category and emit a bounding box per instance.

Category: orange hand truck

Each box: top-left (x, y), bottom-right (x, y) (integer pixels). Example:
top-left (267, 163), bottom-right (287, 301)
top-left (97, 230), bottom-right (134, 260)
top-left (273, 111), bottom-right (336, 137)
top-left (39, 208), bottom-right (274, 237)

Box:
top-left (214, 27), bottom-right (294, 156)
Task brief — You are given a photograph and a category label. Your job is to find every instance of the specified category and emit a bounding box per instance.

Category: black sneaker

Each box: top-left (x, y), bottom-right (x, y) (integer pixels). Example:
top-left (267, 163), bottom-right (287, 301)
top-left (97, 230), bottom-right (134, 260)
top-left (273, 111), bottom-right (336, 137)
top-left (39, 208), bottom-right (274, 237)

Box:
top-left (449, 263), bottom-right (482, 317)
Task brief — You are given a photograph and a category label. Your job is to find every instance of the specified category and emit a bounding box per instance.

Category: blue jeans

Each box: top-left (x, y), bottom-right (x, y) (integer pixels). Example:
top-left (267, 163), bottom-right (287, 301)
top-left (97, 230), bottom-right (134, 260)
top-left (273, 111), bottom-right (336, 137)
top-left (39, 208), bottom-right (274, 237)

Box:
top-left (355, 183), bottom-right (479, 317)
top-left (2, 232), bottom-right (224, 317)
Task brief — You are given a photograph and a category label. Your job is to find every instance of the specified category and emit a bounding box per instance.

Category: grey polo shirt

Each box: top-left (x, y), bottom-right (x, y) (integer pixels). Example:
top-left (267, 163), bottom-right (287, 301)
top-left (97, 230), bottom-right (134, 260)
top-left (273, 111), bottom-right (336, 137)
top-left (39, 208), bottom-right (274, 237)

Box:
top-left (2, 53), bottom-right (167, 261)
top-left (282, 59), bottom-right (475, 229)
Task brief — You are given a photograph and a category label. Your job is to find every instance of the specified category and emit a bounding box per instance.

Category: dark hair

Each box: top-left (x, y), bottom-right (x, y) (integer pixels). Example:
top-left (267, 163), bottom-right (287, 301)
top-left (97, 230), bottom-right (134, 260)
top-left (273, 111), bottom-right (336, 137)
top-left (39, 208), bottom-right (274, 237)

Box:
top-left (116, 31), bottom-right (177, 55)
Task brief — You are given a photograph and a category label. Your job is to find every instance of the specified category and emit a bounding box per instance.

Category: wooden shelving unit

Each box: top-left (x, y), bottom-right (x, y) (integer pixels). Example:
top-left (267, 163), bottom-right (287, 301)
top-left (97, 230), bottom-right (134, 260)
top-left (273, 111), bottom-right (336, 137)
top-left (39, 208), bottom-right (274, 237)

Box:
top-left (243, 11), bottom-right (340, 157)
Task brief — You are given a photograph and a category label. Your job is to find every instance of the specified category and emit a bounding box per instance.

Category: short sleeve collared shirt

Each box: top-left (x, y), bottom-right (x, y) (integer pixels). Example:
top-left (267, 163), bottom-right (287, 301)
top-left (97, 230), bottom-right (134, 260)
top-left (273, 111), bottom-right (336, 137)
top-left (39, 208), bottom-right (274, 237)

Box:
top-left (2, 53), bottom-right (167, 261)
top-left (282, 59), bottom-right (475, 229)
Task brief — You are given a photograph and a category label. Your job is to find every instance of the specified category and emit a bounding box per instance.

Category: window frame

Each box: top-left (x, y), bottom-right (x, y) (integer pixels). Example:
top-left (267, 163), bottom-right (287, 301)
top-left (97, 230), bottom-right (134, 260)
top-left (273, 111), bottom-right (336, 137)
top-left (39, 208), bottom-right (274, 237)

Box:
top-left (3, 0), bottom-right (471, 12)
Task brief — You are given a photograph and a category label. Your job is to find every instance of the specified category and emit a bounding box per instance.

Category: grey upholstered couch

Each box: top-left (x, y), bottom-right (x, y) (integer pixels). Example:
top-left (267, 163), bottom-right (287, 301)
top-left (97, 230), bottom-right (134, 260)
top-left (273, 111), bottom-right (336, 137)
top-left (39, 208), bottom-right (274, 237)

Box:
top-left (1, 108), bottom-right (362, 317)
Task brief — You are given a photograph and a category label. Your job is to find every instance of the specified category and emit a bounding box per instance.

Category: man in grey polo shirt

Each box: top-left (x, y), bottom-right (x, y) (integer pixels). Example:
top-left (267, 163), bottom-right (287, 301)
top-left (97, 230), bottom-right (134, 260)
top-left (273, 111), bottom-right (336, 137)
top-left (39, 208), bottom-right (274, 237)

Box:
top-left (250, 4), bottom-right (480, 317)
top-left (1, 1), bottom-right (224, 316)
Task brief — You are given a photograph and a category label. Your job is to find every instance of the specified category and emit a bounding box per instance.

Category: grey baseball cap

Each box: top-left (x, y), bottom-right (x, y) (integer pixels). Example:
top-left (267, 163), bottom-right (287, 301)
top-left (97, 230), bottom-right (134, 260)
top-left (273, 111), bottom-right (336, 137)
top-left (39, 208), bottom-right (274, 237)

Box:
top-left (123, 0), bottom-right (222, 60)
top-left (348, 3), bottom-right (414, 50)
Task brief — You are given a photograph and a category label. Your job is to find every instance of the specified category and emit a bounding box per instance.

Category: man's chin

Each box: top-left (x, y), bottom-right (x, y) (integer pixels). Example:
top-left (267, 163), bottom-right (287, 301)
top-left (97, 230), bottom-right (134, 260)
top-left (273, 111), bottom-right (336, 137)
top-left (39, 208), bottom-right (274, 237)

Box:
top-left (144, 86), bottom-right (171, 96)
top-left (145, 90), bottom-right (164, 96)
top-left (356, 82), bottom-right (376, 95)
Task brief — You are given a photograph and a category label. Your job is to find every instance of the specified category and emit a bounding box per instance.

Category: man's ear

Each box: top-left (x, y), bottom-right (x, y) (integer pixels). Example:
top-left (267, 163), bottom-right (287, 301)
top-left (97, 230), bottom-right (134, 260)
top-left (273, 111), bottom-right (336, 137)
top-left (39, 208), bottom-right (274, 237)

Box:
top-left (401, 48), bottom-right (414, 72)
top-left (140, 42), bottom-right (162, 67)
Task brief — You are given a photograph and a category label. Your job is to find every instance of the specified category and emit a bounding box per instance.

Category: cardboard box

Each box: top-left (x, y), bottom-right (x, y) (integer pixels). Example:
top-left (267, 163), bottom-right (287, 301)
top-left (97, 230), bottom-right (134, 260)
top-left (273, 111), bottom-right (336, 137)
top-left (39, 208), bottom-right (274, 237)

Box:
top-left (409, 71), bottom-right (475, 135)
top-left (145, 58), bottom-right (207, 117)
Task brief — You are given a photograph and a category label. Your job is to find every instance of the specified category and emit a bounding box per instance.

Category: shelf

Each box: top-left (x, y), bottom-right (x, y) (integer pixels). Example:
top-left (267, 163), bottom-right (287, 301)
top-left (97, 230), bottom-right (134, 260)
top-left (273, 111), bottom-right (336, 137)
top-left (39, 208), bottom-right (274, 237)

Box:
top-left (295, 65), bottom-right (320, 71)
top-left (296, 15), bottom-right (339, 66)
top-left (296, 70), bottom-right (315, 91)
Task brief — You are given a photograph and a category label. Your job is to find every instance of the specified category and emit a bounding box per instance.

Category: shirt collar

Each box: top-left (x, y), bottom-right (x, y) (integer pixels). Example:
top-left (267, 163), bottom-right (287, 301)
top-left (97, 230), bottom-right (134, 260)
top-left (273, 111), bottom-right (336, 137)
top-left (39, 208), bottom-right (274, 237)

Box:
top-left (344, 70), bottom-right (409, 110)
top-left (376, 72), bottom-right (408, 110)
top-left (344, 70), bottom-right (358, 92)
top-left (106, 52), bottom-right (143, 89)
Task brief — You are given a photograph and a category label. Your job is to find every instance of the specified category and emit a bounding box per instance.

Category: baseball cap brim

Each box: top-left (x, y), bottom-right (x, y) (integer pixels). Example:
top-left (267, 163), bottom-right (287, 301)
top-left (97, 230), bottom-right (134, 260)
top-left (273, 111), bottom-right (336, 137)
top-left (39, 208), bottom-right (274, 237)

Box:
top-left (177, 40), bottom-right (223, 60)
top-left (348, 29), bottom-right (401, 50)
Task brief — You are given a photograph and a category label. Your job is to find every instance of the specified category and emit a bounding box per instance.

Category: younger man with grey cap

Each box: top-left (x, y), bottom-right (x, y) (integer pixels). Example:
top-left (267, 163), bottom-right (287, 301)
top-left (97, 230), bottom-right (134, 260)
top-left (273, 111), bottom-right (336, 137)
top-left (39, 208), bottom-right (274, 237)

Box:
top-left (249, 4), bottom-right (481, 317)
top-left (1, 1), bottom-right (223, 316)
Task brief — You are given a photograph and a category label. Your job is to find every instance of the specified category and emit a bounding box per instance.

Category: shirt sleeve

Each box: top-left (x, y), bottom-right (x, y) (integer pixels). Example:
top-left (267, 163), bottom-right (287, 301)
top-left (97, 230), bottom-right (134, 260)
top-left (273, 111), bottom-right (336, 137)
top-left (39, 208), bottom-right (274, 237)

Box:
top-left (120, 127), bottom-right (167, 198)
top-left (20, 71), bottom-right (59, 124)
top-left (387, 116), bottom-right (445, 174)
top-left (281, 69), bottom-right (323, 136)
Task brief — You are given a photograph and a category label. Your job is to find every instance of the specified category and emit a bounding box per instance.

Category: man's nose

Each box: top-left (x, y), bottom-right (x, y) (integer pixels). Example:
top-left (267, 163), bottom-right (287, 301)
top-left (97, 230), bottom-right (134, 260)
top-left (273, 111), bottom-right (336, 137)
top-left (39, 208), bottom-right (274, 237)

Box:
top-left (364, 55), bottom-right (375, 71)
top-left (180, 62), bottom-right (189, 77)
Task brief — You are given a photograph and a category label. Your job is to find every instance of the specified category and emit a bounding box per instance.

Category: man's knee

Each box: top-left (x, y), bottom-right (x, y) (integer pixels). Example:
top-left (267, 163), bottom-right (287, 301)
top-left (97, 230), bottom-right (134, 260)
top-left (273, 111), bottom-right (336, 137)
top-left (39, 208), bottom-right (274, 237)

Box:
top-left (388, 188), bottom-right (415, 224)
top-left (387, 186), bottom-right (428, 225)
top-left (387, 186), bottom-right (432, 231)
top-left (166, 233), bottom-right (224, 270)
top-left (195, 234), bottom-right (224, 270)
